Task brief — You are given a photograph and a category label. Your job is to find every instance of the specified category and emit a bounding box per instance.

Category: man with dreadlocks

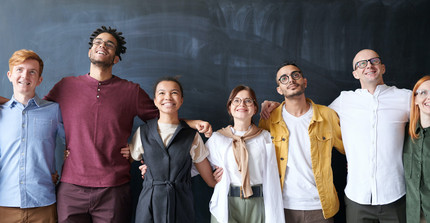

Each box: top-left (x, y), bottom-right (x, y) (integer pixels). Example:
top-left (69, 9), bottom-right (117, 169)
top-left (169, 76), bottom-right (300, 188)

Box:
top-left (43, 26), bottom-right (212, 222)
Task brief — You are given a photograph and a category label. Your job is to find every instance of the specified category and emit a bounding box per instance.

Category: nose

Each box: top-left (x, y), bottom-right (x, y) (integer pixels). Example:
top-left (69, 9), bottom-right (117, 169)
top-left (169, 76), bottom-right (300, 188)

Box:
top-left (98, 42), bottom-right (107, 48)
top-left (365, 60), bottom-right (373, 69)
top-left (21, 70), bottom-right (30, 78)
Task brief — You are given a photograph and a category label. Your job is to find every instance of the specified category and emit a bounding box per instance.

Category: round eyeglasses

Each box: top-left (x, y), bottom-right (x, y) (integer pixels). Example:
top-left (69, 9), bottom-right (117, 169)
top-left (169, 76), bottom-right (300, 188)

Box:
top-left (231, 97), bottom-right (255, 106)
top-left (93, 39), bottom-right (116, 50)
top-left (354, 57), bottom-right (382, 70)
top-left (415, 89), bottom-right (430, 98)
top-left (278, 71), bottom-right (302, 85)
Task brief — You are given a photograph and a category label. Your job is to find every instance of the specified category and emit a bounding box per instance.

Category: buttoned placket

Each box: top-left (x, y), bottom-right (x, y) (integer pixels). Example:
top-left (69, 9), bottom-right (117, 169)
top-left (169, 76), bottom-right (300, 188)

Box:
top-left (97, 82), bottom-right (102, 99)
top-left (19, 104), bottom-right (28, 207)
top-left (418, 130), bottom-right (424, 190)
top-left (369, 91), bottom-right (379, 204)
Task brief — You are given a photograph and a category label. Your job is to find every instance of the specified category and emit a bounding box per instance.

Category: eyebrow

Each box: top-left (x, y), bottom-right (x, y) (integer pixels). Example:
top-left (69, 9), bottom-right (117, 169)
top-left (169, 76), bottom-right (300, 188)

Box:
top-left (94, 38), bottom-right (116, 45)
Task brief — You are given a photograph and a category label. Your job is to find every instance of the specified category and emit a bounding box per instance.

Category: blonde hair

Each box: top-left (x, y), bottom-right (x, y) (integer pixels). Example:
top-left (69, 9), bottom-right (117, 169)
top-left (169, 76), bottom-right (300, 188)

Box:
top-left (409, 75), bottom-right (430, 139)
top-left (9, 49), bottom-right (44, 76)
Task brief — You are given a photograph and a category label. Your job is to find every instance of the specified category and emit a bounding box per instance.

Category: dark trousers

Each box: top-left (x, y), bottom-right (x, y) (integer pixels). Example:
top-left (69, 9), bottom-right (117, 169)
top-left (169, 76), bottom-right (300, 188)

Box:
top-left (345, 195), bottom-right (406, 223)
top-left (57, 182), bottom-right (131, 223)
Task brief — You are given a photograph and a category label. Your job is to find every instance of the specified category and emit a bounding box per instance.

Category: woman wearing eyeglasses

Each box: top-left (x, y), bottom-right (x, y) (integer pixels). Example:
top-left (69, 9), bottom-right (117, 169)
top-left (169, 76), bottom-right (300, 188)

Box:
top-left (403, 75), bottom-right (430, 223)
top-left (206, 85), bottom-right (284, 223)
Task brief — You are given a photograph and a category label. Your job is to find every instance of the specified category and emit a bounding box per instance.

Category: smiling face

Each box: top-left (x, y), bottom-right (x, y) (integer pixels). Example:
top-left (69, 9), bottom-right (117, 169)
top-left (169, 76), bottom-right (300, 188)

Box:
top-left (229, 90), bottom-right (257, 123)
top-left (154, 80), bottom-right (183, 115)
top-left (276, 65), bottom-right (307, 99)
top-left (7, 59), bottom-right (42, 101)
top-left (415, 80), bottom-right (430, 118)
top-left (352, 49), bottom-right (385, 88)
top-left (88, 32), bottom-right (119, 68)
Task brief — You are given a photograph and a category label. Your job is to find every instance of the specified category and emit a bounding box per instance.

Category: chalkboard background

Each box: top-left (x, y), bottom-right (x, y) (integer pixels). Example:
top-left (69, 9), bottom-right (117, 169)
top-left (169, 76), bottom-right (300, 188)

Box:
top-left (1, 0), bottom-right (429, 222)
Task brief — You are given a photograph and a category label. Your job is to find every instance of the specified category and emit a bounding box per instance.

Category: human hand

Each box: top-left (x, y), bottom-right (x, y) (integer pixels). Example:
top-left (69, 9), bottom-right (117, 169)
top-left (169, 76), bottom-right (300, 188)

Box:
top-left (139, 161), bottom-right (147, 180)
top-left (51, 171), bottom-right (59, 184)
top-left (213, 166), bottom-right (223, 183)
top-left (260, 100), bottom-right (280, 119)
top-left (64, 149), bottom-right (70, 160)
top-left (120, 146), bottom-right (130, 159)
top-left (196, 121), bottom-right (213, 138)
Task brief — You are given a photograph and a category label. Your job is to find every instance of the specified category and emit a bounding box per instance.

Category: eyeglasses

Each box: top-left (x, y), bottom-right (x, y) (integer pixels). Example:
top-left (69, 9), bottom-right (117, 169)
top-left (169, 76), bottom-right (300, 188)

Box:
top-left (354, 57), bottom-right (382, 70)
top-left (93, 39), bottom-right (116, 50)
top-left (415, 89), bottom-right (430, 98)
top-left (231, 97), bottom-right (255, 106)
top-left (278, 71), bottom-right (302, 85)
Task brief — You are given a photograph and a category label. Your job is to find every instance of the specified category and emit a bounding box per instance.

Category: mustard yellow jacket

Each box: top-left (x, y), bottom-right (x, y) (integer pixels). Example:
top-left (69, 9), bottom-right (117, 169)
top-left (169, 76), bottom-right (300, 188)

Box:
top-left (259, 99), bottom-right (344, 219)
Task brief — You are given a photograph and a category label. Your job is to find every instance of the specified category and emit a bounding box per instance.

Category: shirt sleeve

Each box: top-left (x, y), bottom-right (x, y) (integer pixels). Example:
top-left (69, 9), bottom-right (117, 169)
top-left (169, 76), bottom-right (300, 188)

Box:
top-left (129, 127), bottom-right (144, 161)
top-left (328, 94), bottom-right (341, 113)
top-left (136, 86), bottom-right (158, 121)
top-left (190, 132), bottom-right (209, 163)
top-left (331, 110), bottom-right (345, 154)
top-left (44, 78), bottom-right (64, 102)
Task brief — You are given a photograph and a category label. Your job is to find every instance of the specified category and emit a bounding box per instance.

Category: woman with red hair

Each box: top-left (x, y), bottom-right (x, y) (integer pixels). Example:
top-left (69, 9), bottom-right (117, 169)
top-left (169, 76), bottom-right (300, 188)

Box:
top-left (404, 75), bottom-right (430, 223)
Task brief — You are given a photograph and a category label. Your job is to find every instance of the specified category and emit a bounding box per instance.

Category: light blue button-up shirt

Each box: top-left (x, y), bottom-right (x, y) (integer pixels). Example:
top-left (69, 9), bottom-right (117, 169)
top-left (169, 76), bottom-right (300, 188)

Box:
top-left (0, 95), bottom-right (65, 208)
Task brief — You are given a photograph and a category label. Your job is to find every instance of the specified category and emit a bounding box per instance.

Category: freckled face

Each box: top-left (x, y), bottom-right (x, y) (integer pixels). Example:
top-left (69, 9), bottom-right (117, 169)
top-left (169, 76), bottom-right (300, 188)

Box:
top-left (415, 80), bottom-right (430, 117)
top-left (7, 59), bottom-right (42, 97)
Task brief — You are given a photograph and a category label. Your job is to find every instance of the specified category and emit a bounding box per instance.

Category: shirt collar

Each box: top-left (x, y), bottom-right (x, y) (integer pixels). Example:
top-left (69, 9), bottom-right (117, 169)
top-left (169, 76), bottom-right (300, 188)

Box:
top-left (358, 84), bottom-right (389, 95)
top-left (8, 94), bottom-right (45, 108)
top-left (272, 98), bottom-right (321, 123)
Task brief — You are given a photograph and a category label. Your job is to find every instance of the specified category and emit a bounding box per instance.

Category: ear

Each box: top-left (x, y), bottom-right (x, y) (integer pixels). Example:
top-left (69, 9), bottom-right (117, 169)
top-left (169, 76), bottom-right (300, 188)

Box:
top-left (88, 49), bottom-right (91, 58)
top-left (380, 64), bottom-right (386, 75)
top-left (36, 76), bottom-right (43, 87)
top-left (113, 55), bottom-right (120, 64)
top-left (352, 70), bottom-right (360, 80)
top-left (7, 71), bottom-right (12, 82)
top-left (303, 78), bottom-right (308, 88)
top-left (276, 86), bottom-right (283, 96)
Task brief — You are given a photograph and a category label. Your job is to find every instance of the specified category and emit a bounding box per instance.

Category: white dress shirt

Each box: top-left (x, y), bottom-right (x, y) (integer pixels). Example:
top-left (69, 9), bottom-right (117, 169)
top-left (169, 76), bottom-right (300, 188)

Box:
top-left (329, 84), bottom-right (411, 205)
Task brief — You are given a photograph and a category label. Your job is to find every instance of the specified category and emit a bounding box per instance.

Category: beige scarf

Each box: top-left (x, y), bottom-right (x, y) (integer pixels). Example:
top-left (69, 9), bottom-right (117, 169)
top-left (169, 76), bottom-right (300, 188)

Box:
top-left (217, 124), bottom-right (262, 198)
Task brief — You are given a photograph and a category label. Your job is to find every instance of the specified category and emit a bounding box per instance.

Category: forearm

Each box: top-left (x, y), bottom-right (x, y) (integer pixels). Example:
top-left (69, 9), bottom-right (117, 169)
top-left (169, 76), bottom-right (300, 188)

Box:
top-left (195, 158), bottom-right (217, 187)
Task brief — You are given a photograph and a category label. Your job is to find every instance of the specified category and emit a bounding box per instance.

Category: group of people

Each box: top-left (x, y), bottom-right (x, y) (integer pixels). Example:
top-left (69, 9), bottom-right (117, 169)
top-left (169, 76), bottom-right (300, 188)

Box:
top-left (0, 25), bottom-right (428, 223)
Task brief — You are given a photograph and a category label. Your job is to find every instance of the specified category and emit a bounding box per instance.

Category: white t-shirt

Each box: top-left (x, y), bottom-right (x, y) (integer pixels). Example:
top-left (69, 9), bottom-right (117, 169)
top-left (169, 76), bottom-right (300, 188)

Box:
top-left (282, 104), bottom-right (321, 210)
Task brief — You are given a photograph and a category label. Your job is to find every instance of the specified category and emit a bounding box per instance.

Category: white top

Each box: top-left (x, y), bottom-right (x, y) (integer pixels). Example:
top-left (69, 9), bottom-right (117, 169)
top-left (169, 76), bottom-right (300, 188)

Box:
top-left (282, 104), bottom-right (321, 210)
top-left (207, 129), bottom-right (285, 223)
top-left (225, 127), bottom-right (263, 186)
top-left (329, 84), bottom-right (411, 205)
top-left (129, 123), bottom-right (209, 163)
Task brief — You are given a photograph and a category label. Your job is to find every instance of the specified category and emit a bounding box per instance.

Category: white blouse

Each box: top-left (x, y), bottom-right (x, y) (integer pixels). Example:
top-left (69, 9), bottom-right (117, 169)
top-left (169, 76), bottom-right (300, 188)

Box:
top-left (206, 129), bottom-right (285, 223)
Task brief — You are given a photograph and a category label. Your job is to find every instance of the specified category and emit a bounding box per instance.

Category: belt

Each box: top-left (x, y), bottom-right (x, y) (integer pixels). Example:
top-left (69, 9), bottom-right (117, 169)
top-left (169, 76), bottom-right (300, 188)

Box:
top-left (228, 184), bottom-right (263, 198)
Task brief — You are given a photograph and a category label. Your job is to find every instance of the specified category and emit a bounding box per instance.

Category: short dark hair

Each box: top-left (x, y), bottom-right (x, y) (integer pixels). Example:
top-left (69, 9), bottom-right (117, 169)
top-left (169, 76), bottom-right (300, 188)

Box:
top-left (277, 61), bottom-right (301, 73)
top-left (153, 76), bottom-right (184, 98)
top-left (89, 26), bottom-right (127, 61)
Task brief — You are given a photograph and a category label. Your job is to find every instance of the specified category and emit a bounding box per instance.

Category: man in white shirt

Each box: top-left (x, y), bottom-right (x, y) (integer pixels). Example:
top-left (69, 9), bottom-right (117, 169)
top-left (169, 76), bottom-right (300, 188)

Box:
top-left (259, 62), bottom-right (344, 222)
top-left (329, 49), bottom-right (410, 222)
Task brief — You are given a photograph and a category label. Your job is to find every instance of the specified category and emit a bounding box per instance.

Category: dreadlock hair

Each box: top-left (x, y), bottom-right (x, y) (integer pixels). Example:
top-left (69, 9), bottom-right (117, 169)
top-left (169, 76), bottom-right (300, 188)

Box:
top-left (89, 26), bottom-right (127, 61)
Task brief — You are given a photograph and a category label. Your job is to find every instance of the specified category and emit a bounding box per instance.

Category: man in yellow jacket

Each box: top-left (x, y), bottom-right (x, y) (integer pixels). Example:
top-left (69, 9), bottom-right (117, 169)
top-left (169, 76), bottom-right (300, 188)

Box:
top-left (259, 62), bottom-right (344, 223)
